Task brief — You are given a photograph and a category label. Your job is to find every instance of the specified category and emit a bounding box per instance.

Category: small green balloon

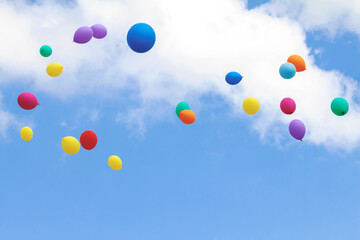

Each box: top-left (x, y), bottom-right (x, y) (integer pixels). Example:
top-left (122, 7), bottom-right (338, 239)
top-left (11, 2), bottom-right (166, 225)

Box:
top-left (176, 102), bottom-right (190, 117)
top-left (40, 45), bottom-right (52, 57)
top-left (331, 97), bottom-right (349, 116)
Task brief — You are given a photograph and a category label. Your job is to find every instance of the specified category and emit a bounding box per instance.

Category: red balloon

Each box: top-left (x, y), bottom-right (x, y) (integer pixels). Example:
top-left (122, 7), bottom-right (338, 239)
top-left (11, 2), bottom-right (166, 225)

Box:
top-left (80, 130), bottom-right (98, 150)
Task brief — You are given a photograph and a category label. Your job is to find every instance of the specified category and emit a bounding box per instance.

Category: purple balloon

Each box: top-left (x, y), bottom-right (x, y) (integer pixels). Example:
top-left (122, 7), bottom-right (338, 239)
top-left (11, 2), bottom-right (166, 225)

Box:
top-left (73, 26), bottom-right (93, 44)
top-left (289, 119), bottom-right (306, 141)
top-left (91, 24), bottom-right (107, 39)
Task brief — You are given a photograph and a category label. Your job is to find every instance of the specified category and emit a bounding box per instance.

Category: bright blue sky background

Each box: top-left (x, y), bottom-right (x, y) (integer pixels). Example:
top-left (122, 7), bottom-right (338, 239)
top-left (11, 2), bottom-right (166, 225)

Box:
top-left (1, 0), bottom-right (360, 240)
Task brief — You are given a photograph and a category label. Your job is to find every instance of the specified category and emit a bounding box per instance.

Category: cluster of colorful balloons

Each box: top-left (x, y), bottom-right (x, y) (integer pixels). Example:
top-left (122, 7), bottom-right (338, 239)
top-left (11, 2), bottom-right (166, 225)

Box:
top-left (60, 131), bottom-right (121, 170)
top-left (239, 85), bottom-right (348, 142)
top-left (279, 55), bottom-right (306, 79)
top-left (225, 71), bottom-right (260, 115)
top-left (279, 70), bottom-right (350, 140)
top-left (40, 44), bottom-right (64, 77)
top-left (278, 56), bottom-right (307, 140)
top-left (18, 25), bottom-right (124, 171)
top-left (73, 24), bottom-right (107, 44)
top-left (17, 92), bottom-right (37, 142)
top-left (278, 97), bottom-right (306, 140)
top-left (61, 130), bottom-right (97, 154)
top-left (225, 67), bottom-right (305, 140)
top-left (176, 102), bottom-right (196, 124)
top-left (17, 20), bottom-right (355, 173)
top-left (73, 22), bottom-right (157, 53)
top-left (277, 55), bottom-right (349, 140)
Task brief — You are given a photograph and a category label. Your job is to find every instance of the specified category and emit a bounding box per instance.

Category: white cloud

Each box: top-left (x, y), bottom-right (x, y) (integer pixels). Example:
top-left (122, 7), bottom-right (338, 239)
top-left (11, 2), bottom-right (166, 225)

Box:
top-left (116, 108), bottom-right (148, 137)
top-left (0, 109), bottom-right (16, 139)
top-left (89, 110), bottom-right (100, 123)
top-left (0, 92), bottom-right (24, 139)
top-left (260, 0), bottom-right (360, 37)
top-left (0, 0), bottom-right (359, 151)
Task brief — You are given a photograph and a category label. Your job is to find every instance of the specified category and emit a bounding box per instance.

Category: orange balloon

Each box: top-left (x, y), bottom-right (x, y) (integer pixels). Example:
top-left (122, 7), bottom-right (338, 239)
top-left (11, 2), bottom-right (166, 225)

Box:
top-left (179, 110), bottom-right (196, 124)
top-left (287, 55), bottom-right (306, 72)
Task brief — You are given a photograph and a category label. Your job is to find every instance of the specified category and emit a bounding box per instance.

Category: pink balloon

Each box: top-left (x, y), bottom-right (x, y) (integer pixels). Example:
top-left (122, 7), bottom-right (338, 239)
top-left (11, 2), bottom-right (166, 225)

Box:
top-left (17, 92), bottom-right (38, 110)
top-left (280, 97), bottom-right (296, 115)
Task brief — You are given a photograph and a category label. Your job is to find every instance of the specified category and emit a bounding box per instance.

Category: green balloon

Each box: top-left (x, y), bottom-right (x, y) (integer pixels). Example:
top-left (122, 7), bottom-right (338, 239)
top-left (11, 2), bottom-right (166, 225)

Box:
top-left (40, 45), bottom-right (52, 57)
top-left (331, 97), bottom-right (349, 116)
top-left (176, 102), bottom-right (190, 117)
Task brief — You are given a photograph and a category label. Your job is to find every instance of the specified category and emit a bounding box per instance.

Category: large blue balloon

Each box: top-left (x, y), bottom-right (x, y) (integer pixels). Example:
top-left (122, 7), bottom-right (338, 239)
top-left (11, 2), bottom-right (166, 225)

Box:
top-left (225, 71), bottom-right (243, 85)
top-left (279, 63), bottom-right (296, 79)
top-left (127, 23), bottom-right (156, 53)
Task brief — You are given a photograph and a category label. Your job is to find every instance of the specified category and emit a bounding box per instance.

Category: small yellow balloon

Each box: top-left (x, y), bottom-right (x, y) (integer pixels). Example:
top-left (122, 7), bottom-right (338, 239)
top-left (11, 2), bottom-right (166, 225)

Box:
top-left (243, 97), bottom-right (260, 115)
top-left (46, 62), bottom-right (63, 77)
top-left (20, 127), bottom-right (33, 142)
top-left (108, 155), bottom-right (122, 170)
top-left (61, 136), bottom-right (80, 155)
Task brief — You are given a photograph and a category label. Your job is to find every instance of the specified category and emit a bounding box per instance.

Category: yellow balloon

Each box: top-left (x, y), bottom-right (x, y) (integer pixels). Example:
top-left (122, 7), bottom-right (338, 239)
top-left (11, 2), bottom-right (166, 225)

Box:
top-left (20, 126), bottom-right (33, 142)
top-left (61, 136), bottom-right (80, 155)
top-left (46, 62), bottom-right (63, 77)
top-left (243, 97), bottom-right (260, 115)
top-left (108, 155), bottom-right (122, 170)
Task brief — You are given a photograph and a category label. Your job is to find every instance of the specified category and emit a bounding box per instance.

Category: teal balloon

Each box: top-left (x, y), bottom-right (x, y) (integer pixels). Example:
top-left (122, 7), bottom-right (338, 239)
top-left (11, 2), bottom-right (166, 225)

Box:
top-left (279, 62), bottom-right (296, 79)
top-left (176, 102), bottom-right (190, 117)
top-left (331, 97), bottom-right (349, 116)
top-left (40, 45), bottom-right (52, 57)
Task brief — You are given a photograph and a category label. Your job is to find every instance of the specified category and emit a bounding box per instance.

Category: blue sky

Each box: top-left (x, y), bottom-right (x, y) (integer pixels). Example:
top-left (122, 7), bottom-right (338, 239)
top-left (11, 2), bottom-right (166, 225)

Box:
top-left (307, 31), bottom-right (360, 79)
top-left (1, 0), bottom-right (360, 239)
